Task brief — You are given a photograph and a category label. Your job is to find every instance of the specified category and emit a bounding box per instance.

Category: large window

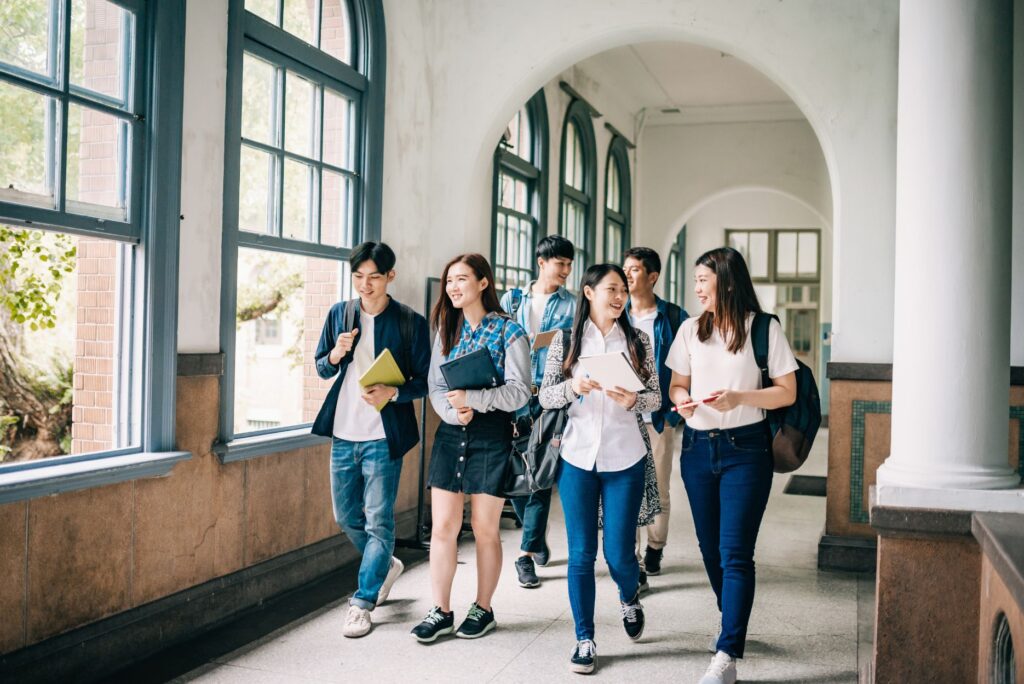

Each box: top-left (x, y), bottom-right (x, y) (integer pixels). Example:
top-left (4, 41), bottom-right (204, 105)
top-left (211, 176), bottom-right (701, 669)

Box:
top-left (221, 0), bottom-right (385, 448)
top-left (559, 99), bottom-right (596, 292)
top-left (0, 0), bottom-right (184, 476)
top-left (666, 225), bottom-right (686, 306)
top-left (492, 89), bottom-right (547, 293)
top-left (604, 136), bottom-right (631, 265)
top-left (727, 229), bottom-right (820, 283)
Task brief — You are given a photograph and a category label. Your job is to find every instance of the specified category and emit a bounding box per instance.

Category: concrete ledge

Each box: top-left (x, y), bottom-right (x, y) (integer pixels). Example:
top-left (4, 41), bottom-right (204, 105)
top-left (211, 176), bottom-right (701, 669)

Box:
top-left (870, 504), bottom-right (974, 538)
top-left (176, 353), bottom-right (225, 376)
top-left (817, 533), bottom-right (876, 572)
top-left (827, 363), bottom-right (1024, 384)
top-left (213, 428), bottom-right (331, 463)
top-left (972, 513), bottom-right (1024, 609)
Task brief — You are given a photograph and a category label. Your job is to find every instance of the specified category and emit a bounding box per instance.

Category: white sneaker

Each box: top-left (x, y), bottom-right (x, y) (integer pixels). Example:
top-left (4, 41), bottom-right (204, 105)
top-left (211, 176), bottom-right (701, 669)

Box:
top-left (698, 651), bottom-right (737, 684)
top-left (377, 556), bottom-right (404, 604)
top-left (342, 605), bottom-right (372, 638)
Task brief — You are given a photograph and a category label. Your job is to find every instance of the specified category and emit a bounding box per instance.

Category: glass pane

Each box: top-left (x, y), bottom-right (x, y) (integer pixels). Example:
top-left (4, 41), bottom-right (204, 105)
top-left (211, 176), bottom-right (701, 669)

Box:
top-left (517, 109), bottom-right (531, 163)
top-left (321, 169), bottom-right (351, 247)
top-left (65, 102), bottom-right (129, 220)
top-left (239, 145), bottom-right (274, 234)
top-left (0, 80), bottom-right (55, 208)
top-left (320, 0), bottom-right (352, 64)
top-left (498, 173), bottom-right (512, 209)
top-left (282, 158), bottom-right (312, 241)
top-left (245, 0), bottom-right (278, 24)
top-left (505, 216), bottom-right (519, 271)
top-left (0, 0), bottom-right (54, 77)
top-left (282, 0), bottom-right (316, 46)
top-left (749, 232), bottom-right (770, 279)
top-left (728, 231), bottom-right (747, 255)
top-left (0, 226), bottom-right (139, 466)
top-left (494, 211), bottom-right (506, 267)
top-left (322, 88), bottom-right (351, 169)
top-left (284, 72), bottom-right (316, 158)
top-left (572, 128), bottom-right (584, 191)
top-left (564, 121), bottom-right (577, 186)
top-left (242, 53), bottom-right (277, 146)
top-left (234, 248), bottom-right (342, 434)
top-left (606, 162), bottom-right (619, 211)
top-left (777, 232), bottom-right (797, 278)
top-left (514, 178), bottom-right (528, 214)
top-left (70, 0), bottom-right (132, 103)
top-left (798, 232), bottom-right (819, 277)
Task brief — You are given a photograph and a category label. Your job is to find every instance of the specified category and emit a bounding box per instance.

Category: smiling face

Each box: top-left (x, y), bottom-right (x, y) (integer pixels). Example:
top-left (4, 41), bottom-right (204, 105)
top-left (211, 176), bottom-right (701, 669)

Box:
top-left (537, 256), bottom-right (573, 289)
top-left (351, 259), bottom-right (394, 303)
top-left (445, 261), bottom-right (487, 310)
top-left (584, 271), bottom-right (629, 322)
top-left (623, 256), bottom-right (657, 298)
top-left (694, 264), bottom-right (717, 313)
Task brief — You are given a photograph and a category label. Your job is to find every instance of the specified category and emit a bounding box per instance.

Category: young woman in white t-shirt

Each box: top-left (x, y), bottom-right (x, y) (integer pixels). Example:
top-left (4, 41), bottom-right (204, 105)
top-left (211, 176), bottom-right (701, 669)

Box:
top-left (665, 247), bottom-right (798, 684)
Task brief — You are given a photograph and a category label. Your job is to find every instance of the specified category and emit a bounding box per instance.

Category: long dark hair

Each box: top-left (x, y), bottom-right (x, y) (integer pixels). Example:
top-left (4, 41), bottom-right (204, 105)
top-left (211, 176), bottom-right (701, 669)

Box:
top-left (563, 264), bottom-right (650, 382)
top-left (695, 247), bottom-right (762, 353)
top-left (431, 253), bottom-right (508, 356)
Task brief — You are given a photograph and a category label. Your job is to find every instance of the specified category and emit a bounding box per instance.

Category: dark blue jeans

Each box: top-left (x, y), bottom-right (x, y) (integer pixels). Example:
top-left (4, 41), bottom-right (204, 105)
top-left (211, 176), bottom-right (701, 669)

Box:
top-left (680, 421), bottom-right (773, 659)
top-left (511, 396), bottom-right (551, 553)
top-left (558, 457), bottom-right (645, 641)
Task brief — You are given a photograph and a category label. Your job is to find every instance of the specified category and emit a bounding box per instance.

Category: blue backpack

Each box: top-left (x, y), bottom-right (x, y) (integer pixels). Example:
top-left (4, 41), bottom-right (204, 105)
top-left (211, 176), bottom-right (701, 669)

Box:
top-left (751, 313), bottom-right (822, 473)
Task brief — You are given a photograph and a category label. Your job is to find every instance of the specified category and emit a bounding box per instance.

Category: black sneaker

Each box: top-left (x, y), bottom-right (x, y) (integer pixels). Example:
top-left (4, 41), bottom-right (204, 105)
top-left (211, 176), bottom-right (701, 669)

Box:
top-left (638, 570), bottom-right (650, 594)
top-left (534, 540), bottom-right (552, 567)
top-left (455, 602), bottom-right (496, 639)
top-left (643, 546), bottom-right (664, 576)
top-left (411, 606), bottom-right (454, 643)
top-left (570, 639), bottom-right (597, 674)
top-left (515, 555), bottom-right (540, 588)
top-left (621, 592), bottom-right (645, 641)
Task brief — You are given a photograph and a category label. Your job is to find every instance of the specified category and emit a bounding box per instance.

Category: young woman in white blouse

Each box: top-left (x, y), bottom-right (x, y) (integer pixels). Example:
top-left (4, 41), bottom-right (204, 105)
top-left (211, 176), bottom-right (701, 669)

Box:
top-left (539, 264), bottom-right (662, 675)
top-left (666, 247), bottom-right (798, 684)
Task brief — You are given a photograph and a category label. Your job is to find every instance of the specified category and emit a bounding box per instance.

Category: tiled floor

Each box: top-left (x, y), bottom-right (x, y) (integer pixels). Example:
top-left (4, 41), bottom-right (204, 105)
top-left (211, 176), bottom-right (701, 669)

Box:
top-left (174, 428), bottom-right (873, 683)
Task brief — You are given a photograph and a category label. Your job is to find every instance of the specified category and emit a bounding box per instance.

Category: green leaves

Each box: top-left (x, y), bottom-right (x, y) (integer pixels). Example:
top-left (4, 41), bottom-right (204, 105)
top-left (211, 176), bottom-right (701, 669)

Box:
top-left (0, 225), bottom-right (76, 331)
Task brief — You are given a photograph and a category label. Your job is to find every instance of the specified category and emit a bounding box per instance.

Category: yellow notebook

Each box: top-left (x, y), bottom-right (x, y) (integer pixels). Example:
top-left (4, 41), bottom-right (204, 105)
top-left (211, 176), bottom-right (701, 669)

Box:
top-left (358, 348), bottom-right (406, 411)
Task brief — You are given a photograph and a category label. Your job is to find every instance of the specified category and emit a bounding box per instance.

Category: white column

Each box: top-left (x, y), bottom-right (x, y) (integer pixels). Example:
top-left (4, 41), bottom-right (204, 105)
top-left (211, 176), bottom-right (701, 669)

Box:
top-left (877, 0), bottom-right (1018, 490)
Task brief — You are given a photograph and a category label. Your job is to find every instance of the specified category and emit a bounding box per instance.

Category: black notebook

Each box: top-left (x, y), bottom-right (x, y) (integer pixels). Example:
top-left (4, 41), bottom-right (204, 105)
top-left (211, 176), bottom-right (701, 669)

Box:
top-left (440, 348), bottom-right (503, 390)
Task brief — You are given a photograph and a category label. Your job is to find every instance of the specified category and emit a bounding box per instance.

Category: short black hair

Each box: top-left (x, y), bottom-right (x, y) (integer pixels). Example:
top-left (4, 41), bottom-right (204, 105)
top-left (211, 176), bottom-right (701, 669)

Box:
top-left (623, 246), bottom-right (661, 275)
top-left (349, 241), bottom-right (396, 273)
top-left (536, 234), bottom-right (575, 262)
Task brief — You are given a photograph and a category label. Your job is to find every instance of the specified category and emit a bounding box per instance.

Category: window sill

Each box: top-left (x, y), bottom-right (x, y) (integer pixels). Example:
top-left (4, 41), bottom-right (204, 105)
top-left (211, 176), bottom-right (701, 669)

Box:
top-left (0, 451), bottom-right (191, 505)
top-left (213, 428), bottom-right (331, 464)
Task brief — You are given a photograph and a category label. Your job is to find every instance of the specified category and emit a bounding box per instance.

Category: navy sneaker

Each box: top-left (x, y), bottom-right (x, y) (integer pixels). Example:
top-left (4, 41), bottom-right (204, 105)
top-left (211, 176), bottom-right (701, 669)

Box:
top-left (638, 570), bottom-right (650, 594)
top-left (643, 546), bottom-right (664, 576)
top-left (621, 592), bottom-right (645, 641)
top-left (411, 606), bottom-right (454, 643)
top-left (534, 540), bottom-right (552, 567)
top-left (570, 639), bottom-right (597, 674)
top-left (515, 555), bottom-right (540, 588)
top-left (455, 602), bottom-right (496, 639)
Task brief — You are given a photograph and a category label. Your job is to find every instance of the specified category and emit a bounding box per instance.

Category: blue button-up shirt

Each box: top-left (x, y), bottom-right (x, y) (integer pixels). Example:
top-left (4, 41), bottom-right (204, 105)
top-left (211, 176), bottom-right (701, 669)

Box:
top-left (627, 296), bottom-right (688, 433)
top-left (500, 283), bottom-right (576, 388)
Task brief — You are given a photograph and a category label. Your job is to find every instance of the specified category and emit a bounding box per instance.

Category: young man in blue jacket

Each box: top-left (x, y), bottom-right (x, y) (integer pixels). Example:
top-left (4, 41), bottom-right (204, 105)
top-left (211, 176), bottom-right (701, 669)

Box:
top-left (312, 242), bottom-right (431, 638)
top-left (623, 247), bottom-right (687, 589)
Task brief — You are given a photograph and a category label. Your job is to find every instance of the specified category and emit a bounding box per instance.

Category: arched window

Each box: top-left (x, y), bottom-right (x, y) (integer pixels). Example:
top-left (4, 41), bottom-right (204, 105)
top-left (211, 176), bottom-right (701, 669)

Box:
top-left (492, 90), bottom-right (548, 292)
top-left (666, 225), bottom-right (687, 306)
top-left (559, 99), bottom-right (597, 291)
top-left (604, 136), bottom-right (631, 264)
top-left (220, 0), bottom-right (386, 451)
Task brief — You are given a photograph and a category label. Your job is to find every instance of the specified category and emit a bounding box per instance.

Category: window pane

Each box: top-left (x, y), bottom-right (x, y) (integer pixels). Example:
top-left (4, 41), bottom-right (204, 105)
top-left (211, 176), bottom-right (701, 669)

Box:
top-left (284, 72), bottom-right (316, 158)
top-left (70, 0), bottom-right (132, 104)
top-left (505, 215), bottom-right (519, 272)
top-left (728, 231), bottom-right (748, 255)
top-left (245, 0), bottom-right (278, 24)
top-left (494, 211), bottom-right (506, 266)
top-left (282, 0), bottom-right (316, 46)
top-left (242, 53), bottom-right (277, 146)
top-left (0, 226), bottom-right (138, 466)
top-left (282, 158), bottom-right (312, 241)
top-left (0, 80), bottom-right (56, 208)
top-left (798, 232), bottom-right (818, 277)
top-left (322, 88), bottom-right (351, 169)
top-left (517, 109), bottom-right (531, 163)
top-left (498, 172), bottom-right (513, 209)
top-left (572, 128), bottom-right (584, 191)
top-left (321, 169), bottom-right (351, 247)
top-left (65, 102), bottom-right (129, 221)
top-left (564, 121), bottom-right (577, 186)
top-left (234, 248), bottom-right (341, 435)
top-left (320, 0), bottom-right (352, 64)
top-left (749, 232), bottom-right (770, 279)
top-left (514, 178), bottom-right (528, 214)
top-left (238, 145), bottom-right (273, 234)
top-left (776, 232), bottom-right (797, 278)
top-left (0, 0), bottom-right (54, 78)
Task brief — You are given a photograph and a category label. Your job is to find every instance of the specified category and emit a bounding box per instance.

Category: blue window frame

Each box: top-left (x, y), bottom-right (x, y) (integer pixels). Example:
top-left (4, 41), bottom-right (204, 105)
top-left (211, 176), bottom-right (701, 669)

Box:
top-left (558, 99), bottom-right (596, 292)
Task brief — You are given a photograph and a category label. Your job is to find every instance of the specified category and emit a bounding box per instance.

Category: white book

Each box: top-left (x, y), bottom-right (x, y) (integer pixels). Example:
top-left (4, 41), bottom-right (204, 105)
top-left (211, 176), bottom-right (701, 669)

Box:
top-left (578, 351), bottom-right (644, 393)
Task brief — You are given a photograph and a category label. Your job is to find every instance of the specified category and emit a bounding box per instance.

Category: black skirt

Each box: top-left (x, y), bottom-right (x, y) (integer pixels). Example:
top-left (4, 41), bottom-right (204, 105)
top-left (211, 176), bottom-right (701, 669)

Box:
top-left (429, 410), bottom-right (512, 496)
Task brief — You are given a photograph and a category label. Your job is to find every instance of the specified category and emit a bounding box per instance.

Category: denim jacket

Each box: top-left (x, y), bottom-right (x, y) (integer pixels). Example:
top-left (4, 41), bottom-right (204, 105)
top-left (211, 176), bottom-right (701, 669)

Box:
top-left (626, 296), bottom-right (687, 433)
top-left (499, 283), bottom-right (576, 389)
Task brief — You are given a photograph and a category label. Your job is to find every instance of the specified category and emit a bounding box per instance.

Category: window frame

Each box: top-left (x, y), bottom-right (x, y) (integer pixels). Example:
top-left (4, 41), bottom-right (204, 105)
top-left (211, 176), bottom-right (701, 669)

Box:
top-left (490, 88), bottom-right (548, 293)
top-left (725, 228), bottom-right (821, 284)
top-left (217, 0), bottom-right (386, 460)
top-left (558, 98), bottom-right (596, 291)
top-left (603, 135), bottom-right (631, 265)
top-left (0, 0), bottom-right (190, 504)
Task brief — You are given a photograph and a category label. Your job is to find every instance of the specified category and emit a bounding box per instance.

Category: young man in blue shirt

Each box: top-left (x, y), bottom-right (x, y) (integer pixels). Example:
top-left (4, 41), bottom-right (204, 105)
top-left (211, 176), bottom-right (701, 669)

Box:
top-left (623, 247), bottom-right (687, 588)
top-left (312, 242), bottom-right (431, 638)
top-left (499, 235), bottom-right (576, 589)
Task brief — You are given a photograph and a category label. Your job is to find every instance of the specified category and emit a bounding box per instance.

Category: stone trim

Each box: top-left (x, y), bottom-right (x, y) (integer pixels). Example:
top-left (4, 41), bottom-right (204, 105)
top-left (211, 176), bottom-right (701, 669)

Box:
top-left (850, 399), bottom-right (891, 524)
top-left (176, 353), bottom-right (225, 377)
top-left (870, 502), bottom-right (975, 538)
top-left (972, 513), bottom-right (1024, 626)
top-left (829, 363), bottom-right (1024, 385)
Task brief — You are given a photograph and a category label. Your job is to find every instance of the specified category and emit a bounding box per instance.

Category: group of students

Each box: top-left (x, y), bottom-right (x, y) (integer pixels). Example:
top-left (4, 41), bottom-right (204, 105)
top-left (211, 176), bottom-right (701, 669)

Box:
top-left (312, 236), bottom-right (799, 684)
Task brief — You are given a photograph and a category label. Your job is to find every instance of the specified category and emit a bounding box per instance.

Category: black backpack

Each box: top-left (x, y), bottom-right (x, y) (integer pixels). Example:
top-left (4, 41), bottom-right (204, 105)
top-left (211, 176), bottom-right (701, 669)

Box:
top-left (342, 298), bottom-right (416, 379)
top-left (751, 313), bottom-right (822, 473)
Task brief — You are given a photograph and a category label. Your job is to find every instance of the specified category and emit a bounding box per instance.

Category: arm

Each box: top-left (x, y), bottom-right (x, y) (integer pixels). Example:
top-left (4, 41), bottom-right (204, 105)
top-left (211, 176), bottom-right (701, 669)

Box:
top-left (538, 333), bottom-right (576, 409)
top-left (717, 372), bottom-right (797, 410)
top-left (465, 336), bottom-right (532, 413)
top-left (629, 332), bottom-right (662, 414)
top-left (428, 335), bottom-right (462, 425)
top-left (314, 304), bottom-right (342, 379)
top-left (394, 315), bottom-right (430, 403)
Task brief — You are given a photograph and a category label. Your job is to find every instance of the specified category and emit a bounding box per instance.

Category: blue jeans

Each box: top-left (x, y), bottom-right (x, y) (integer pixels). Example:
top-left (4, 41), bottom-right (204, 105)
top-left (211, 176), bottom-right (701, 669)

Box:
top-left (558, 457), bottom-right (645, 641)
top-left (680, 422), bottom-right (773, 658)
top-left (511, 397), bottom-right (551, 553)
top-left (330, 438), bottom-right (403, 610)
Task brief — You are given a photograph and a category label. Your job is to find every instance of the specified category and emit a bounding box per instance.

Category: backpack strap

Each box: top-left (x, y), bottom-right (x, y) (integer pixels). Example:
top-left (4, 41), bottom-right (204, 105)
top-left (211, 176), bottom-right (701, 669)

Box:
top-left (343, 297), bottom-right (360, 334)
top-left (751, 312), bottom-right (778, 390)
top-left (508, 288), bottom-right (524, 323)
top-left (665, 302), bottom-right (683, 335)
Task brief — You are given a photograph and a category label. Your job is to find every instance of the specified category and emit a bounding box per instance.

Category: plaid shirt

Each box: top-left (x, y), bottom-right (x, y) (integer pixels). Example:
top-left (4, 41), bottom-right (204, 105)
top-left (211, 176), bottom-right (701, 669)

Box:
top-left (448, 311), bottom-right (527, 376)
top-left (500, 284), bottom-right (576, 387)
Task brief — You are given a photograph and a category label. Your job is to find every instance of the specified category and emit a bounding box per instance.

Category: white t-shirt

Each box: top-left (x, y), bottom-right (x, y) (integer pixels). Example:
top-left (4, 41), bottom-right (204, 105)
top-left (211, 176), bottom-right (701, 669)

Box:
top-left (665, 313), bottom-right (798, 431)
top-left (333, 309), bottom-right (387, 441)
top-left (630, 309), bottom-right (658, 424)
top-left (529, 291), bottom-right (552, 335)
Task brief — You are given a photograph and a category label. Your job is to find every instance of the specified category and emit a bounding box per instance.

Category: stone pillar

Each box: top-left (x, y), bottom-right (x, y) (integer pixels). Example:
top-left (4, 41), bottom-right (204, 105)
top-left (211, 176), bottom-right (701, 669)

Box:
top-left (877, 0), bottom-right (1017, 491)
